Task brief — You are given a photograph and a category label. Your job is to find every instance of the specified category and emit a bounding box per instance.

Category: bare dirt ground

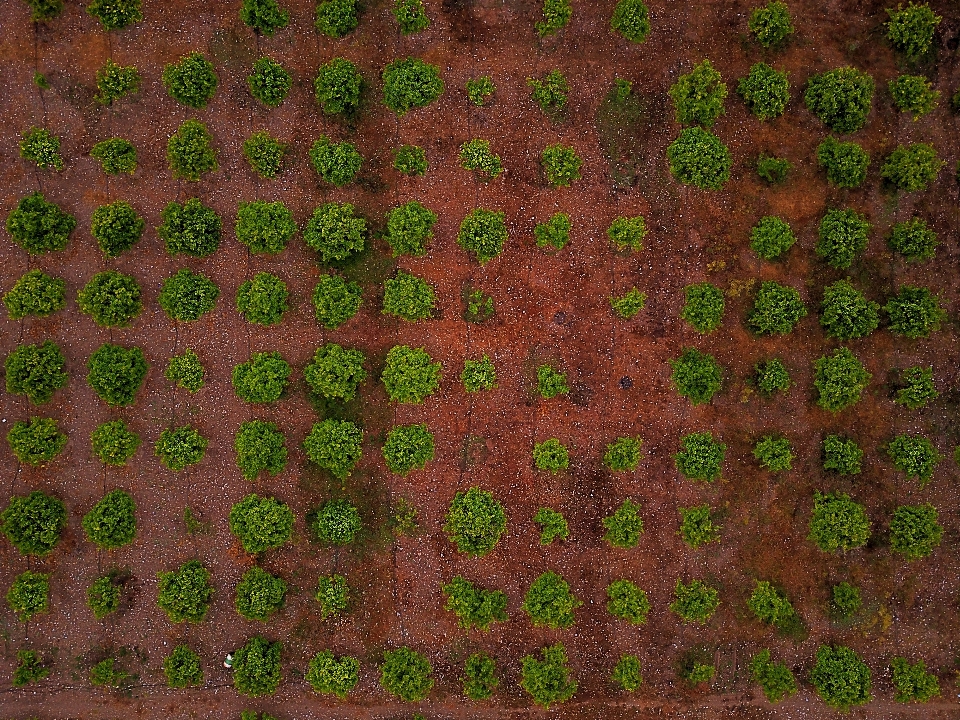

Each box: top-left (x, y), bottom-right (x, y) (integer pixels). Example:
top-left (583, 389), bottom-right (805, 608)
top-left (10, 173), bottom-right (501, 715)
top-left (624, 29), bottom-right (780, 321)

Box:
top-left (1, 0), bottom-right (960, 718)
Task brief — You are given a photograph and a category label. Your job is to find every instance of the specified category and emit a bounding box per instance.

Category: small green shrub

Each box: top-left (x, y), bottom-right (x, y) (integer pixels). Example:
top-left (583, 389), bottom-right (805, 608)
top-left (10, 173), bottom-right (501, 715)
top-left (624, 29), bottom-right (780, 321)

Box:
top-left (675, 432), bottom-right (725, 482)
top-left (458, 208), bottom-right (507, 264)
top-left (888, 217), bottom-right (937, 262)
top-left (305, 343), bottom-right (366, 401)
top-left (523, 571), bottom-right (582, 629)
top-left (88, 573), bottom-right (123, 616)
top-left (382, 270), bottom-right (435, 321)
top-left (315, 574), bottom-right (349, 618)
top-left (86, 0), bottom-right (141, 29)
top-left (753, 435), bottom-right (793, 472)
top-left (667, 127), bottom-right (732, 189)
top-left (5, 340), bottom-right (67, 405)
top-left (3, 270), bottom-right (64, 319)
top-left (393, 144), bottom-right (427, 175)
top-left (885, 285), bottom-right (945, 338)
top-left (804, 67), bottom-right (874, 134)
top-left (670, 60), bottom-right (727, 127)
top-left (380, 647), bottom-right (433, 702)
top-left (748, 280), bottom-right (807, 335)
top-left (314, 57), bottom-right (362, 116)
top-left (813, 347), bottom-right (871, 412)
top-left (78, 270), bottom-right (142, 328)
top-left (747, 580), bottom-right (798, 629)
top-left (7, 571), bottom-right (49, 620)
top-left (537, 365), bottom-right (568, 399)
top-left (381, 345), bottom-right (441, 403)
top-left (678, 505), bottom-right (720, 548)
top-left (881, 143), bottom-right (943, 192)
top-left (670, 579), bottom-right (719, 623)
top-left (235, 421), bottom-right (286, 481)
top-left (603, 498), bottom-right (644, 548)
top-left (91, 138), bottom-right (137, 174)
top-left (1, 491), bottom-right (65, 555)
top-left (748, 1), bottom-right (793, 47)
top-left (603, 436), bottom-right (642, 472)
top-left (442, 575), bottom-right (508, 630)
top-left (612, 655), bottom-right (642, 691)
top-left (89, 657), bottom-right (129, 687)
top-left (607, 215), bottom-right (647, 252)
top-left (890, 657), bottom-right (940, 702)
top-left (24, 0), bottom-right (64, 21)
top-left (163, 645), bottom-right (203, 688)
top-left (886, 2), bottom-right (941, 61)
top-left (91, 420), bottom-right (140, 465)
top-left (896, 365), bottom-right (937, 409)
top-left (681, 282), bottom-right (724, 334)
top-left (757, 154), bottom-right (791, 183)
top-left (527, 69), bottom-right (568, 118)
top-left (313, 274), bottom-right (362, 328)
top-left (158, 198), bottom-right (221, 257)
top-left (820, 279), bottom-right (879, 340)
top-left (611, 0), bottom-right (650, 43)
top-left (749, 216), bottom-right (795, 261)
top-left (310, 136), bottom-right (362, 186)
top-left (521, 643), bottom-right (577, 709)
top-left (13, 649), bottom-right (49, 687)
top-left (91, 200), bottom-right (143, 258)
top-left (19, 127), bottom-right (63, 170)
top-left (808, 491), bottom-right (871, 553)
top-left (460, 139), bottom-right (503, 180)
top-left (534, 508), bottom-right (568, 544)
top-left (303, 420), bottom-right (363, 478)
top-left (462, 652), bottom-right (498, 700)
top-left (444, 487), bottom-right (506, 557)
top-left (235, 200), bottom-right (295, 255)
top-left (749, 649), bottom-right (797, 703)
top-left (383, 423), bottom-right (434, 475)
top-left (737, 62), bottom-right (789, 120)
top-left (315, 0), bottom-right (358, 37)
top-left (541, 144), bottom-right (582, 187)
top-left (162, 52), bottom-right (218, 108)
top-left (669, 348), bottom-right (722, 404)
top-left (95, 58), bottom-right (140, 104)
top-left (236, 273), bottom-right (288, 325)
top-left (537, 0), bottom-right (571, 36)
top-left (534, 212), bottom-right (571, 251)
top-left (159, 269), bottom-right (219, 322)
top-left (607, 579), bottom-right (650, 624)
top-left (610, 288), bottom-right (647, 318)
top-left (683, 660), bottom-right (715, 685)
top-left (890, 503), bottom-right (942, 560)
top-left (166, 349), bottom-right (204, 392)
top-left (232, 351), bottom-right (290, 403)
top-left (810, 645), bottom-right (871, 710)
top-left (464, 288), bottom-right (495, 322)
top-left (817, 208), bottom-right (869, 268)
top-left (247, 56), bottom-right (290, 107)
top-left (240, 0), bottom-right (289, 35)
top-left (306, 650), bottom-right (359, 698)
top-left (831, 581), bottom-right (861, 619)
top-left (817, 136), bottom-right (869, 188)
top-left (384, 201), bottom-right (436, 257)
top-left (466, 76), bottom-right (495, 105)
top-left (303, 202), bottom-right (366, 264)
top-left (82, 489), bottom-right (136, 550)
top-left (461, 355), bottom-right (496, 392)
top-left (755, 358), bottom-right (791, 395)
top-left (157, 559), bottom-right (213, 623)
top-left (533, 438), bottom-right (569, 472)
top-left (230, 494), bottom-right (293, 554)
top-left (236, 566), bottom-right (287, 621)
top-left (167, 119), bottom-right (218, 181)
top-left (7, 417), bottom-right (66, 465)
top-left (394, 0), bottom-right (429, 33)
top-left (889, 74), bottom-right (938, 120)
top-left (822, 435), bottom-right (862, 475)
top-left (87, 343), bottom-right (147, 406)
top-left (887, 434), bottom-right (940, 485)
top-left (243, 131), bottom-right (286, 178)
top-left (233, 636), bottom-right (282, 697)
top-left (6, 192), bottom-right (75, 254)
top-left (383, 57), bottom-right (444, 115)
top-left (155, 425), bottom-right (207, 472)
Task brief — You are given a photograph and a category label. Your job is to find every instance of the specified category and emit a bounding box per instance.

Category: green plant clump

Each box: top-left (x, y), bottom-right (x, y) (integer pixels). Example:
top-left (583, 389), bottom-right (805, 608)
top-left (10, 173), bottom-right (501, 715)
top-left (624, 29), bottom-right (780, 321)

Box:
top-left (523, 571), bottom-right (581, 629)
top-left (164, 645), bottom-right (203, 688)
top-left (229, 494), bottom-right (294, 555)
top-left (603, 498), bottom-right (644, 548)
top-left (236, 273), bottom-right (288, 326)
top-left (458, 208), bottom-right (507, 264)
top-left (235, 566), bottom-right (286, 621)
top-left (315, 574), bottom-right (349, 619)
top-left (533, 438), bottom-right (569, 473)
top-left (804, 67), bottom-right (874, 134)
top-left (6, 192), bottom-right (76, 254)
top-left (91, 200), bottom-right (144, 258)
top-left (817, 136), bottom-right (869, 188)
top-left (896, 366), bottom-right (937, 409)
top-left (755, 358), bottom-right (791, 395)
top-left (157, 560), bottom-right (213, 623)
top-left (306, 650), bottom-right (359, 699)
top-left (444, 487), bottom-right (506, 557)
top-left (889, 74), bottom-right (939, 120)
top-left (461, 355), bottom-right (497, 392)
top-left (670, 579), bottom-right (720, 623)
top-left (304, 343), bottom-right (367, 401)
top-left (747, 580), bottom-right (798, 629)
top-left (612, 654), bottom-right (643, 692)
top-left (460, 138), bottom-right (503, 180)
top-left (383, 270), bottom-right (435, 321)
top-left (466, 76), bottom-right (495, 106)
top-left (886, 2), bottom-right (941, 61)
top-left (669, 348), bottom-right (722, 405)
top-left (610, 288), bottom-right (647, 318)
top-left (384, 201), bottom-right (437, 257)
top-left (753, 435), bottom-right (793, 472)
top-left (810, 645), bottom-right (872, 711)
top-left (383, 424), bottom-right (434, 475)
top-left (681, 282), bottom-right (724, 333)
top-left (235, 421), bottom-right (286, 481)
top-left (541, 144), bottom-right (582, 187)
top-left (670, 60), bottom-right (727, 127)
top-left (303, 202), bottom-right (366, 264)
top-left (155, 425), bottom-right (207, 472)
top-left (95, 59), bottom-right (141, 104)
top-left (604, 436), bottom-right (642, 472)
top-left (13, 649), bottom-right (50, 687)
top-left (5, 340), bottom-right (67, 405)
top-left (808, 491), bottom-right (871, 553)
top-left (441, 575), bottom-right (508, 630)
top-left (313, 274), bottom-right (362, 329)
top-left (393, 144), bottom-right (427, 175)
top-left (247, 56), bottom-right (291, 107)
top-left (243, 131), bottom-right (286, 178)
top-left (383, 57), bottom-right (444, 115)
top-left (235, 201), bottom-right (296, 255)
top-left (24, 0), bottom-right (64, 21)
top-left (822, 435), bottom-right (862, 475)
top-left (240, 0), bottom-right (289, 35)
top-left (528, 69), bottom-right (569, 118)
top-left (534, 508), bottom-right (569, 545)
top-left (7, 417), bottom-right (66, 466)
top-left (232, 352), bottom-right (290, 404)
top-left (831, 581), bottom-right (861, 619)
top-left (749, 1), bottom-right (794, 47)
top-left (749, 649), bottom-right (797, 704)
top-left (890, 503), bottom-right (943, 560)
top-left (78, 270), bottom-right (143, 328)
top-left (748, 280), bottom-right (808, 335)
top-left (91, 420), bottom-right (140, 465)
top-left (162, 52), bottom-right (218, 109)
top-left (885, 285), bottom-right (945, 339)
top-left (87, 572), bottom-right (122, 618)
top-left (310, 136), bottom-right (362, 186)
top-left (750, 216), bottom-right (795, 260)
top-left (87, 343), bottom-right (147, 406)
top-left (314, 57), bottom-right (362, 116)
top-left (890, 657), bottom-right (940, 702)
top-left (666, 127), bottom-right (732, 190)
top-left (381, 345), bottom-right (441, 403)
top-left (607, 579), bottom-right (650, 624)
top-left (678, 505), bottom-right (720, 548)
top-left (86, 0), bottom-right (142, 29)
top-left (380, 647), bottom-right (433, 702)
top-left (167, 120), bottom-right (219, 182)
top-left (887, 434), bottom-right (940, 485)
top-left (315, 0), bottom-right (358, 37)
top-left (675, 432), bottom-right (725, 482)
top-left (462, 652), bottom-right (498, 700)
top-left (819, 279), bottom-right (879, 340)
top-left (82, 489), bottom-right (136, 550)
top-left (91, 138), bottom-right (137, 175)
top-left (303, 420), bottom-right (363, 478)
top-left (534, 212), bottom-right (571, 251)
top-left (521, 643), bottom-right (577, 709)
top-left (158, 198), bottom-right (221, 257)
top-left (19, 127), bottom-right (63, 171)
top-left (1, 491), bottom-right (66, 556)
top-left (737, 62), bottom-right (789, 120)
top-left (3, 270), bottom-right (65, 319)
top-left (233, 636), bottom-right (282, 697)
top-left (607, 215), bottom-right (647, 252)
top-left (757, 154), bottom-right (791, 183)
top-left (159, 270), bottom-right (219, 322)
top-left (813, 347), bottom-right (871, 412)
top-left (888, 217), bottom-right (937, 262)
top-left (166, 349), bottom-right (204, 392)
top-left (611, 0), bottom-right (651, 43)
top-left (7, 571), bottom-right (49, 621)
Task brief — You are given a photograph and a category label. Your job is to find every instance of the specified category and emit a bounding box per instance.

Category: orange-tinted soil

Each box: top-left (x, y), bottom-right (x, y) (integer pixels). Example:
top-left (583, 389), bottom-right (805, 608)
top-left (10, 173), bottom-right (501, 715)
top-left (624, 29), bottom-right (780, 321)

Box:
top-left (2, 0), bottom-right (960, 718)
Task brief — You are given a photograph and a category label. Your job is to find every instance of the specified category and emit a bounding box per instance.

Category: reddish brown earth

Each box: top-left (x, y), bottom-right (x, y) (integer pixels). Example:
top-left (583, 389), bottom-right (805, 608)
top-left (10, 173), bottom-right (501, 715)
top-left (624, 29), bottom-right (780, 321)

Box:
top-left (1, 0), bottom-right (960, 718)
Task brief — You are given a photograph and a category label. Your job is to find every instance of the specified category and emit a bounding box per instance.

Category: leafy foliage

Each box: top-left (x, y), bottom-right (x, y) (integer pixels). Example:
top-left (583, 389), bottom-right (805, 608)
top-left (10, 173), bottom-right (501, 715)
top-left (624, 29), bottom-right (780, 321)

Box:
top-left (303, 420), bottom-right (363, 478)
top-left (380, 647), bottom-right (433, 702)
top-left (6, 571), bottom-right (49, 621)
top-left (820, 279), bottom-right (879, 340)
top-left (3, 270), bottom-right (64, 319)
top-left (890, 503), bottom-right (942, 560)
top-left (155, 425), bottom-right (207, 471)
top-left (884, 285), bottom-right (945, 338)
top-left (534, 212), bottom-right (571, 251)
top-left (755, 358), bottom-right (791, 395)
top-left (236, 272), bottom-right (288, 325)
top-left (881, 143), bottom-right (943, 192)
top-left (466, 76), bottom-right (495, 105)
top-left (749, 649), bottom-right (797, 703)
top-left (537, 365), bottom-right (568, 399)
top-left (5, 340), bottom-right (67, 405)
top-left (462, 652), bottom-right (498, 700)
top-left (82, 489), bottom-right (136, 550)
top-left (527, 69), bottom-right (569, 118)
top-left (19, 127), bottom-right (63, 170)
top-left (749, 216), bottom-right (795, 261)
top-left (810, 645), bottom-right (872, 710)
top-left (611, 0), bottom-right (650, 43)
top-left (13, 649), bottom-right (49, 687)
top-left (610, 288), bottom-right (647, 318)
top-left (235, 201), bottom-right (295, 255)
top-left (887, 434), bottom-right (940, 484)
top-left (79, 270), bottom-right (143, 328)
top-left (607, 215), bottom-right (647, 252)
top-left (248, 56), bottom-right (291, 106)
top-left (889, 74), bottom-right (939, 120)
top-left (458, 208), bottom-right (507, 264)
top-left (747, 580), bottom-right (798, 629)
top-left (305, 343), bottom-right (366, 401)
top-left (383, 424), bottom-right (434, 475)
top-left (383, 58), bottom-right (444, 115)
top-left (7, 417), bottom-right (66, 465)
top-left (315, 0), bottom-right (358, 37)
top-left (460, 139), bottom-right (503, 180)
top-left (24, 0), bottom-right (64, 21)
top-left (612, 655), bottom-right (643, 691)
top-left (393, 144), bottom-right (427, 175)
top-left (306, 650), bottom-right (359, 699)
top-left (607, 579), bottom-right (650, 624)
top-left (888, 217), bottom-right (937, 262)
top-left (669, 348), bottom-right (722, 404)
top-left (235, 421), bottom-right (286, 481)
top-left (89, 657), bottom-right (129, 687)
top-left (461, 354), bottom-right (497, 392)
top-left (886, 2), bottom-right (941, 61)
top-left (86, 0), bottom-right (141, 29)
top-left (157, 560), bottom-right (213, 623)
top-left (444, 487), bottom-right (506, 557)
top-left (737, 62), bottom-right (789, 120)
top-left (682, 282), bottom-right (724, 333)
top-left (313, 274), bottom-right (362, 328)
top-left (603, 436), bottom-right (642, 472)
top-left (748, 280), bottom-right (807, 335)
top-left (381, 345), bottom-right (441, 403)
top-left (670, 60), bottom-right (727, 127)
top-left (670, 579), bottom-right (720, 623)
top-left (310, 136), bottom-right (362, 186)
top-left (240, 0), bottom-right (289, 35)
top-left (523, 571), bottom-right (581, 628)
top-left (817, 136), bottom-right (869, 188)
top-left (813, 347), bottom-right (871, 412)
top-left (6, 192), bottom-right (76, 254)
top-left (666, 127), bottom-right (732, 189)
top-left (91, 138), bottom-right (137, 174)
top-left (679, 505), bottom-right (720, 548)
top-left (442, 575), bottom-right (508, 630)
top-left (533, 438), bottom-right (569, 472)
top-left (896, 366), bottom-right (937, 409)
top-left (757, 154), bottom-right (791, 183)
top-left (808, 491), bottom-right (871, 553)
top-left (95, 58), bottom-right (140, 104)
top-left (831, 581), bottom-right (861, 619)
top-left (164, 645), bottom-right (203, 688)
top-left (541, 144), bottom-right (582, 187)
top-left (603, 498), bottom-right (644, 548)
top-left (383, 270), bottom-right (435, 321)
top-left (167, 119), bottom-right (219, 181)
top-left (91, 420), bottom-right (140, 465)
top-left (234, 636), bottom-right (282, 697)
top-left (243, 131), bottom-right (286, 178)
top-left (235, 566), bottom-right (286, 620)
top-left (1, 491), bottom-right (65, 556)
top-left (385, 201), bottom-right (436, 257)
top-left (314, 57), bottom-right (362, 117)
top-left (91, 200), bottom-right (143, 258)
top-left (521, 644), bottom-right (577, 709)
top-left (162, 52), bottom-right (218, 108)
top-left (166, 349), bottom-right (204, 392)
top-left (890, 657), bottom-right (940, 702)
top-left (534, 508), bottom-right (569, 545)
top-left (749, 1), bottom-right (794, 47)
top-left (675, 432), bottom-right (725, 482)
top-left (753, 435), bottom-right (793, 472)
top-left (804, 67), bottom-right (874, 134)
top-left (822, 435), bottom-right (862, 475)
top-left (303, 202), bottom-right (366, 264)
top-left (158, 198), bottom-right (221, 257)
top-left (315, 574), bottom-right (349, 619)
top-left (87, 343), bottom-right (147, 406)
top-left (232, 351), bottom-right (290, 403)
top-left (537, 0), bottom-right (571, 36)
top-left (237, 505), bottom-right (298, 558)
